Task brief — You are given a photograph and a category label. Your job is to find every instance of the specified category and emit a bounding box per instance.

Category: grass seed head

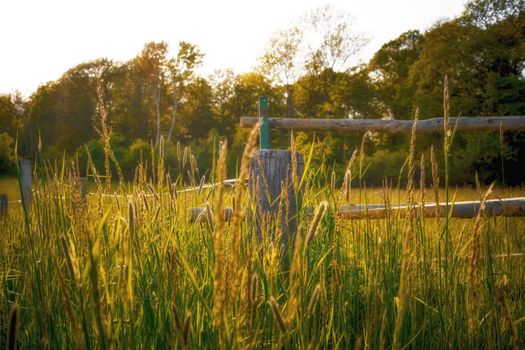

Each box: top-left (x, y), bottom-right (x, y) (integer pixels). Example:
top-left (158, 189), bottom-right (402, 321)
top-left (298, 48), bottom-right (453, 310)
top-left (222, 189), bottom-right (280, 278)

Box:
top-left (305, 201), bottom-right (328, 252)
top-left (307, 284), bottom-right (321, 317)
top-left (269, 297), bottom-right (287, 333)
top-left (8, 304), bottom-right (19, 350)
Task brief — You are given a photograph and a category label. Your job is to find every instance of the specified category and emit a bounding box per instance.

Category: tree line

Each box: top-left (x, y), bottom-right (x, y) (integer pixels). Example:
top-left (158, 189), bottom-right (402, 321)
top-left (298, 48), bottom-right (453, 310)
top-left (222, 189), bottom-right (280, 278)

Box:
top-left (0, 0), bottom-right (524, 185)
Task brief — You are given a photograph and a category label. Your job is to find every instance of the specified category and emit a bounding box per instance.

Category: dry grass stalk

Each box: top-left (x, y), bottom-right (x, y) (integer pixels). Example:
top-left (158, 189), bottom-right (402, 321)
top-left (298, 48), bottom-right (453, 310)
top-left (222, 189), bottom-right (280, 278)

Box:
top-left (467, 182), bottom-right (494, 339)
top-left (443, 75), bottom-right (451, 150)
top-left (420, 153), bottom-right (425, 208)
top-left (172, 305), bottom-right (187, 349)
top-left (342, 149), bottom-right (357, 204)
top-left (8, 304), bottom-right (19, 350)
top-left (286, 226), bottom-right (304, 326)
top-left (51, 253), bottom-right (81, 345)
top-left (182, 312), bottom-right (192, 346)
top-left (212, 141), bottom-right (228, 334)
top-left (358, 132), bottom-right (370, 181)
top-left (205, 201), bottom-right (214, 234)
top-left (269, 297), bottom-right (287, 333)
top-left (393, 111), bottom-right (418, 350)
top-left (307, 284), bottom-right (321, 317)
top-left (212, 123), bottom-right (260, 347)
top-left (250, 273), bottom-right (259, 305)
top-left (60, 236), bottom-right (79, 283)
top-left (379, 308), bottom-right (387, 350)
top-left (304, 201), bottom-right (328, 254)
top-left (406, 110), bottom-right (419, 197)
top-left (291, 131), bottom-right (299, 187)
top-left (430, 145), bottom-right (440, 220)
top-left (495, 287), bottom-right (519, 350)
top-left (229, 122), bottom-right (260, 306)
top-left (128, 201), bottom-right (136, 232)
top-left (88, 240), bottom-right (109, 350)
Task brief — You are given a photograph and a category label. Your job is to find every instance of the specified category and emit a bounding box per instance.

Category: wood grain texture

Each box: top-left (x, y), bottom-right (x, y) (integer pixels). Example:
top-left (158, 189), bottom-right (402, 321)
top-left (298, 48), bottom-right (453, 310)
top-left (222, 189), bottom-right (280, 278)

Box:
top-left (190, 197), bottom-right (525, 222)
top-left (20, 159), bottom-right (32, 209)
top-left (240, 116), bottom-right (525, 133)
top-left (0, 194), bottom-right (7, 215)
top-left (338, 197), bottom-right (525, 219)
top-left (248, 149), bottom-right (304, 245)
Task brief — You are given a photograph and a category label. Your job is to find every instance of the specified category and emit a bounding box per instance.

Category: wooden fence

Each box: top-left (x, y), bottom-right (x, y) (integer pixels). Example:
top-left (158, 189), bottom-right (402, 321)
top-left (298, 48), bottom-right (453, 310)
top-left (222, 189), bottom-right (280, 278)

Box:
top-left (2, 99), bottom-right (525, 236)
top-left (236, 97), bottom-right (525, 238)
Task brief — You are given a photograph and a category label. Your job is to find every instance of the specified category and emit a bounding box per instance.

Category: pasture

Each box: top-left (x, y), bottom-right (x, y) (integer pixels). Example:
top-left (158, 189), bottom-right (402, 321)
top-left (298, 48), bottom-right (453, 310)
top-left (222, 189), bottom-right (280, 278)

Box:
top-left (1, 132), bottom-right (524, 349)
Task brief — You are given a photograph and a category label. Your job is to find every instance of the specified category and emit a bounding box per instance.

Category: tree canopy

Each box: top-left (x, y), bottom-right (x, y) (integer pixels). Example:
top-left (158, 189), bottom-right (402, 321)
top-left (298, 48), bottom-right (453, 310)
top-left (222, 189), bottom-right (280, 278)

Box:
top-left (1, 2), bottom-right (524, 185)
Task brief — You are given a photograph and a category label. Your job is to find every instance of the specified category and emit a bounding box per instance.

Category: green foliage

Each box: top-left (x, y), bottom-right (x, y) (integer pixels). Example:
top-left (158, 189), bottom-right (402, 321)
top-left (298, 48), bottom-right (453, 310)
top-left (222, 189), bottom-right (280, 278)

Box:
top-left (1, 3), bottom-right (523, 185)
top-left (369, 30), bottom-right (424, 119)
top-left (364, 148), bottom-right (409, 183)
top-left (463, 0), bottom-right (525, 27)
top-left (0, 132), bottom-right (15, 173)
top-left (0, 93), bottom-right (24, 135)
top-left (1, 144), bottom-right (524, 349)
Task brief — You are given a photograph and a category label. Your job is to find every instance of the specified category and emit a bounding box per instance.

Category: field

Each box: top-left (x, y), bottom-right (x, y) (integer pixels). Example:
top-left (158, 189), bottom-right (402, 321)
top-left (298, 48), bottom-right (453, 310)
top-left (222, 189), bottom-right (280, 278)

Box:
top-left (1, 138), bottom-right (524, 349)
top-left (0, 177), bottom-right (21, 202)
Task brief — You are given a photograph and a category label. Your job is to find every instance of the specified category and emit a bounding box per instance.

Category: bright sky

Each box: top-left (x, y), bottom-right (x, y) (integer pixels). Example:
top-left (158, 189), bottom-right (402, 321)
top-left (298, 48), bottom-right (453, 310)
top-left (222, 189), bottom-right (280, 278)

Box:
top-left (1, 0), bottom-right (467, 96)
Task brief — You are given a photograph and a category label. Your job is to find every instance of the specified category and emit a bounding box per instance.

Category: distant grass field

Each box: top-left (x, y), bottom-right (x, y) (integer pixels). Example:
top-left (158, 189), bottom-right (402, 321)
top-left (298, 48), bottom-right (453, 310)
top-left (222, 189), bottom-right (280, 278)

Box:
top-left (0, 176), bottom-right (20, 201)
top-left (1, 132), bottom-right (524, 349)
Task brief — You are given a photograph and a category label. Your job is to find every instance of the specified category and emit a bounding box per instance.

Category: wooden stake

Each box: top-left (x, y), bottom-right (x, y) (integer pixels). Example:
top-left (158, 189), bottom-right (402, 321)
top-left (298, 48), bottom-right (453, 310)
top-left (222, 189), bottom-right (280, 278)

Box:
top-left (258, 96), bottom-right (270, 149)
top-left (0, 194), bottom-right (7, 215)
top-left (20, 158), bottom-right (32, 210)
top-left (80, 177), bottom-right (87, 202)
top-left (248, 149), bottom-right (304, 245)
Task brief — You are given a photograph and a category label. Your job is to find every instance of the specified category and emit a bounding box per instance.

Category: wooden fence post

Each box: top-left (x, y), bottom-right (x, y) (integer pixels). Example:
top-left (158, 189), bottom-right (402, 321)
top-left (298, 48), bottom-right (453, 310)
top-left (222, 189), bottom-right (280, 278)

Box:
top-left (80, 177), bottom-right (87, 202)
top-left (258, 96), bottom-right (270, 149)
top-left (0, 194), bottom-right (7, 215)
top-left (249, 149), bottom-right (304, 247)
top-left (20, 158), bottom-right (32, 210)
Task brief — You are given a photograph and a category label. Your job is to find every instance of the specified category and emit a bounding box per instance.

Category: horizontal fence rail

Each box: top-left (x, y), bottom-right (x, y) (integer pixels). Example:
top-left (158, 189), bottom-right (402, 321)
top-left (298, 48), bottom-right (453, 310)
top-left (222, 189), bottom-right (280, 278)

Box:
top-left (240, 116), bottom-right (525, 133)
top-left (338, 197), bottom-right (525, 220)
top-left (190, 197), bottom-right (525, 222)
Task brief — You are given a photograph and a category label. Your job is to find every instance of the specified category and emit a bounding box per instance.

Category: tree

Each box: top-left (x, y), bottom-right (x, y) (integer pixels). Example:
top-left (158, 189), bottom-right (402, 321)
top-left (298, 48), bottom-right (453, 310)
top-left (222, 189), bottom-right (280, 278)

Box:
top-left (27, 59), bottom-right (115, 157)
top-left (167, 41), bottom-right (204, 142)
top-left (176, 77), bottom-right (214, 142)
top-left (258, 5), bottom-right (367, 119)
top-left (330, 65), bottom-right (382, 120)
top-left (368, 30), bottom-right (424, 120)
top-left (0, 92), bottom-right (25, 136)
top-left (258, 26), bottom-right (303, 117)
top-left (301, 5), bottom-right (368, 75)
top-left (223, 72), bottom-right (284, 164)
top-left (463, 0), bottom-right (524, 28)
top-left (134, 41), bottom-right (170, 147)
top-left (0, 133), bottom-right (15, 172)
top-left (209, 69), bottom-right (236, 135)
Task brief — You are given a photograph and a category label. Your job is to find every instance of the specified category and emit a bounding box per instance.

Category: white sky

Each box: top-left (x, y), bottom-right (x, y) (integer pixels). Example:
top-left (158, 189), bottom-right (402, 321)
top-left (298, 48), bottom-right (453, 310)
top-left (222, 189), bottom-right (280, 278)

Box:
top-left (1, 0), bottom-right (467, 96)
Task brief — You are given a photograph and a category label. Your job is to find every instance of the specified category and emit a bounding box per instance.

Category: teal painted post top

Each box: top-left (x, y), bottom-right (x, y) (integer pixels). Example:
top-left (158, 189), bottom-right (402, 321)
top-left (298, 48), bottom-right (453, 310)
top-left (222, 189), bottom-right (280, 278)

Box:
top-left (258, 96), bottom-right (270, 149)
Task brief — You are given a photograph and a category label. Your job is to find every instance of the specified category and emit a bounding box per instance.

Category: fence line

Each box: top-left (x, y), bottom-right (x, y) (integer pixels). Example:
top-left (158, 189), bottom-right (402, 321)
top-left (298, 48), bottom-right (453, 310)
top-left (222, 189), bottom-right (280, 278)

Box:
top-left (240, 115), bottom-right (525, 133)
top-left (190, 197), bottom-right (525, 222)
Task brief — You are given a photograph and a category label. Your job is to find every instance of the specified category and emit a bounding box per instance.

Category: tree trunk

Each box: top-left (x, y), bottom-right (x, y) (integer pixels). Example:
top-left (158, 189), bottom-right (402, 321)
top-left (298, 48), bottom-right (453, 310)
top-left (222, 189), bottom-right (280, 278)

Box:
top-left (167, 84), bottom-right (178, 142)
top-left (154, 83), bottom-right (161, 147)
top-left (286, 85), bottom-right (295, 118)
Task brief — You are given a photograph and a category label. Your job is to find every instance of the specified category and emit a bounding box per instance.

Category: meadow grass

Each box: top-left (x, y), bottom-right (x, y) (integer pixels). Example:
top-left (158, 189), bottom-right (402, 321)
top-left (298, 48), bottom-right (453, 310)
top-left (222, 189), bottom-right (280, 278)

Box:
top-left (0, 177), bottom-right (21, 202)
top-left (0, 136), bottom-right (524, 349)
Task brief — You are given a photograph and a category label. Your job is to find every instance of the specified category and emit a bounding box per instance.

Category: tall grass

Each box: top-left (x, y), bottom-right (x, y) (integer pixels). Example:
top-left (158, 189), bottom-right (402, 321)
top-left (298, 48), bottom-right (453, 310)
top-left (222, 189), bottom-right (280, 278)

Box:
top-left (1, 127), bottom-right (524, 347)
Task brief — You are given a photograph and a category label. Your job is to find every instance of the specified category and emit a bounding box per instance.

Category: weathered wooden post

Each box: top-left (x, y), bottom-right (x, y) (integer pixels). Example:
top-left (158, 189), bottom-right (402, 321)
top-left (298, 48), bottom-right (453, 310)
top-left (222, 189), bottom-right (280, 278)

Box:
top-left (80, 176), bottom-right (87, 202)
top-left (0, 194), bottom-right (7, 215)
top-left (20, 158), bottom-right (32, 210)
top-left (248, 97), bottom-right (304, 247)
